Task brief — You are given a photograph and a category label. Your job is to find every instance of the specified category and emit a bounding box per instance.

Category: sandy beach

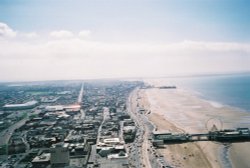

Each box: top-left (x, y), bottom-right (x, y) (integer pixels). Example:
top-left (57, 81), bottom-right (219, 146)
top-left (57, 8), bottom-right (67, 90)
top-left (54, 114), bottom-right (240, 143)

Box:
top-left (138, 80), bottom-right (250, 168)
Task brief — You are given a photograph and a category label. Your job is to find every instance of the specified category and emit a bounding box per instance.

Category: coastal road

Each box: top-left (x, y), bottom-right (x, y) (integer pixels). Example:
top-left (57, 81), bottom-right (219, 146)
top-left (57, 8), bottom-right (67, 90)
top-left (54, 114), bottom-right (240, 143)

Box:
top-left (126, 88), bottom-right (142, 167)
top-left (127, 88), bottom-right (152, 168)
top-left (127, 88), bottom-right (172, 168)
top-left (141, 116), bottom-right (152, 168)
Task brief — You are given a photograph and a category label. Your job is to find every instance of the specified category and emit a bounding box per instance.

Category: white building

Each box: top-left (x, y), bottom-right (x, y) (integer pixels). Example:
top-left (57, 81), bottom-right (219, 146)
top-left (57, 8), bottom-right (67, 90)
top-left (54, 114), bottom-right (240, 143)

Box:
top-left (45, 105), bottom-right (64, 112)
top-left (3, 100), bottom-right (38, 110)
top-left (103, 138), bottom-right (121, 145)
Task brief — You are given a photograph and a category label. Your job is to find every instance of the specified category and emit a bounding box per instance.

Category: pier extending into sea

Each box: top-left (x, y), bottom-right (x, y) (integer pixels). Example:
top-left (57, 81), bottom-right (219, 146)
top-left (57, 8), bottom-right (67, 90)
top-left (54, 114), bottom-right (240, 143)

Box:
top-left (152, 127), bottom-right (250, 146)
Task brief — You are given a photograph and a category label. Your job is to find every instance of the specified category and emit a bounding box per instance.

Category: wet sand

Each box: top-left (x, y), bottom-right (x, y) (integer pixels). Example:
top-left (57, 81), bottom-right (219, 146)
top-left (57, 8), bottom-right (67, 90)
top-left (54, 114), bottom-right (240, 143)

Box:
top-left (138, 82), bottom-right (250, 168)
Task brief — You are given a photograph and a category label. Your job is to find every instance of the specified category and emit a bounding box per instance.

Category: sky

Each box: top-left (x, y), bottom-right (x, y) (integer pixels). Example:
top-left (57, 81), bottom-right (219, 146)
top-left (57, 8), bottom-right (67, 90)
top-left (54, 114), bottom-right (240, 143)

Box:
top-left (0, 0), bottom-right (250, 82)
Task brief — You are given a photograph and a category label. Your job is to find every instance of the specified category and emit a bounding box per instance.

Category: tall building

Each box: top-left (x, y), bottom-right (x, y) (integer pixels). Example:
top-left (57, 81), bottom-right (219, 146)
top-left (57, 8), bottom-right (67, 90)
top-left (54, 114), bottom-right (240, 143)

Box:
top-left (50, 143), bottom-right (70, 167)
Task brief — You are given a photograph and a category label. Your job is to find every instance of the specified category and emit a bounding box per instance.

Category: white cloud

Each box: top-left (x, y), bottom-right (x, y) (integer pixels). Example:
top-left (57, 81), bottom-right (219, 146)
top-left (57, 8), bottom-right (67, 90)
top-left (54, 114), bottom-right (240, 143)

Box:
top-left (50, 30), bottom-right (74, 38)
top-left (79, 30), bottom-right (91, 38)
top-left (1, 38), bottom-right (250, 81)
top-left (19, 32), bottom-right (39, 39)
top-left (0, 22), bottom-right (17, 38)
top-left (0, 22), bottom-right (250, 81)
top-left (180, 40), bottom-right (250, 53)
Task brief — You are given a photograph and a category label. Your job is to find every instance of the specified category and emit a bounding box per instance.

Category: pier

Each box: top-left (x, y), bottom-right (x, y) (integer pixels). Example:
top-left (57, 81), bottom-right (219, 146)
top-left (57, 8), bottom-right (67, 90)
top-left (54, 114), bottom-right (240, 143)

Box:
top-left (189, 133), bottom-right (210, 141)
top-left (152, 128), bottom-right (250, 145)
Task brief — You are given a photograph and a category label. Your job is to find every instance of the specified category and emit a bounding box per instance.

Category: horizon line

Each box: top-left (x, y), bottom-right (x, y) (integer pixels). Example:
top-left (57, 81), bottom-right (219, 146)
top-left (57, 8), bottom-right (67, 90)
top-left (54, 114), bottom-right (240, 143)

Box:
top-left (1, 71), bottom-right (250, 84)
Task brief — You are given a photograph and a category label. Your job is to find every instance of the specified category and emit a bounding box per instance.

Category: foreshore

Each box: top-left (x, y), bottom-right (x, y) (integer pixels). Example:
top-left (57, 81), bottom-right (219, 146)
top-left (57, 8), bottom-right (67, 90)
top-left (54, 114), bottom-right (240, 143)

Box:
top-left (138, 81), bottom-right (250, 168)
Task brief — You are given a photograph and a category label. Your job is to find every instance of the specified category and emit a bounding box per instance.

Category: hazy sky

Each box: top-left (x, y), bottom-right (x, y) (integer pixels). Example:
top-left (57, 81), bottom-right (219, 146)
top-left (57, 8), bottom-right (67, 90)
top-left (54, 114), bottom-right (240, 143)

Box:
top-left (0, 0), bottom-right (250, 81)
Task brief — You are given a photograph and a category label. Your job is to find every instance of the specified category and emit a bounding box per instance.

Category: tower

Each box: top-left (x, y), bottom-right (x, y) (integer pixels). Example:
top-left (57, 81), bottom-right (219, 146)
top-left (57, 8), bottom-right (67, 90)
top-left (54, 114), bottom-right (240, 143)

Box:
top-left (50, 143), bottom-right (70, 167)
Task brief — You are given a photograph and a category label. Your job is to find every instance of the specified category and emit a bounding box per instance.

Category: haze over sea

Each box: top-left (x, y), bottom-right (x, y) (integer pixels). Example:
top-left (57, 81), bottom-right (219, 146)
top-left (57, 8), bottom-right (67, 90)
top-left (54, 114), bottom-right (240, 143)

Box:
top-left (167, 73), bottom-right (250, 112)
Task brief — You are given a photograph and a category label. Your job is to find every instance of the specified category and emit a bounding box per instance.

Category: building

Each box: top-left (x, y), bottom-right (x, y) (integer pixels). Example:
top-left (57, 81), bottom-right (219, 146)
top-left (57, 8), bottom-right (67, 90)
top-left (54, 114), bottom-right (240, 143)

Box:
top-left (50, 143), bottom-right (70, 167)
top-left (3, 100), bottom-right (38, 110)
top-left (31, 153), bottom-right (51, 168)
top-left (103, 138), bottom-right (121, 145)
top-left (45, 105), bottom-right (64, 112)
top-left (45, 104), bottom-right (81, 112)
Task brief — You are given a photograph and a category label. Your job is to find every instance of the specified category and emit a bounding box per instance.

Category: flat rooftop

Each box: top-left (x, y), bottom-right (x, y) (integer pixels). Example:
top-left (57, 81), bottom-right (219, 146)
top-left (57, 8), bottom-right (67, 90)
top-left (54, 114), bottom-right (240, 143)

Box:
top-left (32, 153), bottom-right (51, 163)
top-left (3, 100), bottom-right (38, 108)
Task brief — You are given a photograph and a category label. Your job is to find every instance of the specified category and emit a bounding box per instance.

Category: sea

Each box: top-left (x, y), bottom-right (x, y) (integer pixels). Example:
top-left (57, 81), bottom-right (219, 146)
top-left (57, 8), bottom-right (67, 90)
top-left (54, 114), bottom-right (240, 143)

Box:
top-left (167, 73), bottom-right (250, 112)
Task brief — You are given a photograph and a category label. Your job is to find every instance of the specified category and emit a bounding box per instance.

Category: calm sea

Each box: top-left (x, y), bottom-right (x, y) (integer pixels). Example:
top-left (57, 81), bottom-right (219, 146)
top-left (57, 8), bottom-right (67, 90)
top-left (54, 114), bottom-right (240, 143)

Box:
top-left (168, 73), bottom-right (250, 112)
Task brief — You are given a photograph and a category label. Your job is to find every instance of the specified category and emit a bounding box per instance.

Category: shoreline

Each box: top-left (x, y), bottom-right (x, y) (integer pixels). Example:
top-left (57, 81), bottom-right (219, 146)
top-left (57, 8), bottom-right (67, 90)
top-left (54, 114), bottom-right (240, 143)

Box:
top-left (138, 84), bottom-right (250, 168)
top-left (189, 89), bottom-right (250, 115)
